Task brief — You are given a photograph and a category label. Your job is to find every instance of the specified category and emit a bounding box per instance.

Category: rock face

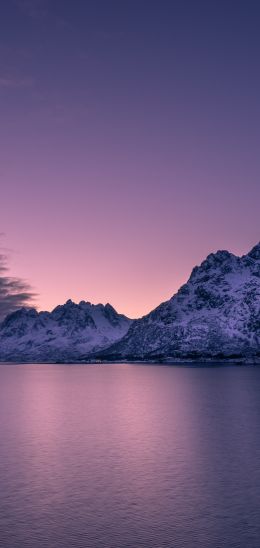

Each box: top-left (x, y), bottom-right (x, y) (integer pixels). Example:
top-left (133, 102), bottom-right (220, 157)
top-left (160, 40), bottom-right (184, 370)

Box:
top-left (102, 243), bottom-right (260, 361)
top-left (0, 300), bottom-right (132, 362)
top-left (0, 243), bottom-right (259, 362)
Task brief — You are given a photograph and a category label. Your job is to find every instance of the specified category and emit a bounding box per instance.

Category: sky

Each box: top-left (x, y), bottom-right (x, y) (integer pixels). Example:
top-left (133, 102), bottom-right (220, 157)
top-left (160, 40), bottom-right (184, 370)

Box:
top-left (0, 0), bottom-right (259, 319)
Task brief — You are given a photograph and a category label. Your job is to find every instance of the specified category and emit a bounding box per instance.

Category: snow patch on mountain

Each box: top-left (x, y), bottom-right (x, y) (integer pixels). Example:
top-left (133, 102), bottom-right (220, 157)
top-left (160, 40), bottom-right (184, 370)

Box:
top-left (0, 243), bottom-right (259, 363)
top-left (103, 243), bottom-right (260, 360)
top-left (0, 300), bottom-right (132, 361)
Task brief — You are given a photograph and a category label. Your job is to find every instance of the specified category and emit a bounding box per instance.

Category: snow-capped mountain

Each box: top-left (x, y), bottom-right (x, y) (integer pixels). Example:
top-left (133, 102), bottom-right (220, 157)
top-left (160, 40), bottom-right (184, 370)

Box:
top-left (0, 300), bottom-right (132, 362)
top-left (0, 243), bottom-right (259, 362)
top-left (102, 243), bottom-right (260, 361)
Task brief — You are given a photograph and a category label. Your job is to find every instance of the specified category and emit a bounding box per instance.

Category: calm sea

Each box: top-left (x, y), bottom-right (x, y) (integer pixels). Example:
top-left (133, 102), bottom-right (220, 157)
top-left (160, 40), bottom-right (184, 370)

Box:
top-left (0, 363), bottom-right (260, 548)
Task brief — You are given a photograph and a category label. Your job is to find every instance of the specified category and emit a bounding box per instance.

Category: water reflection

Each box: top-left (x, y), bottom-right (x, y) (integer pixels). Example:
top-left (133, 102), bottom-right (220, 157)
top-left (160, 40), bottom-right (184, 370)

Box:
top-left (0, 364), bottom-right (260, 547)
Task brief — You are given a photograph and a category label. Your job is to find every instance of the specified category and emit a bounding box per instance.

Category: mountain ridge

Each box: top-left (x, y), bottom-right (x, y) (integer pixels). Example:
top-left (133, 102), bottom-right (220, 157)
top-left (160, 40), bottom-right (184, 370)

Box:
top-left (98, 242), bottom-right (260, 362)
top-left (0, 299), bottom-right (132, 362)
top-left (0, 242), bottom-right (259, 363)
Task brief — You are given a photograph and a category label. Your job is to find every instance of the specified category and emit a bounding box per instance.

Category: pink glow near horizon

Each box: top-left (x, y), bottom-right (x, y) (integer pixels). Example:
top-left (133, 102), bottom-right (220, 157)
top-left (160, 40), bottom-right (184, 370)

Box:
top-left (0, 2), bottom-right (259, 318)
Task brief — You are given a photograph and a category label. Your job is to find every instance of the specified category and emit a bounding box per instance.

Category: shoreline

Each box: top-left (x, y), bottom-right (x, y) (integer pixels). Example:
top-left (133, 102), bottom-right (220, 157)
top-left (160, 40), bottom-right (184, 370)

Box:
top-left (0, 358), bottom-right (259, 366)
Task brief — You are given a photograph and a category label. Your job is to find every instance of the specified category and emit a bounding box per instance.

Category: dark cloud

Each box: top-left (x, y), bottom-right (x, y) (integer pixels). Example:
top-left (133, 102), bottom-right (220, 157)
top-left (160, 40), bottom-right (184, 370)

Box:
top-left (0, 253), bottom-right (35, 321)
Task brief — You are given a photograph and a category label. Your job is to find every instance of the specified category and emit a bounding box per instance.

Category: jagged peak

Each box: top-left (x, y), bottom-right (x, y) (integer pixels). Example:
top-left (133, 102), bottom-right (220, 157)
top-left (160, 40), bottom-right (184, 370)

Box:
top-left (0, 307), bottom-right (38, 328)
top-left (7, 307), bottom-right (37, 317)
top-left (247, 242), bottom-right (260, 260)
top-left (105, 303), bottom-right (116, 312)
top-left (58, 300), bottom-right (115, 311)
top-left (79, 300), bottom-right (91, 307)
top-left (188, 249), bottom-right (235, 281)
top-left (204, 249), bottom-right (233, 264)
top-left (65, 299), bottom-right (75, 306)
top-left (47, 299), bottom-right (132, 324)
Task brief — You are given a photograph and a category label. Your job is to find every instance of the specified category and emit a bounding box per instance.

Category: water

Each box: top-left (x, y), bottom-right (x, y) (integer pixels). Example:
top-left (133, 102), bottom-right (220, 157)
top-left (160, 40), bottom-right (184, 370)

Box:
top-left (0, 363), bottom-right (260, 547)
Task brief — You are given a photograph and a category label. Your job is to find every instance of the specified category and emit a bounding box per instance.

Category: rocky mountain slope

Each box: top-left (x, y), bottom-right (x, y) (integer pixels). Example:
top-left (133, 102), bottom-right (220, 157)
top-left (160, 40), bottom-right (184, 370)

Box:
top-left (0, 300), bottom-right (131, 362)
top-left (0, 243), bottom-right (259, 362)
top-left (101, 243), bottom-right (260, 361)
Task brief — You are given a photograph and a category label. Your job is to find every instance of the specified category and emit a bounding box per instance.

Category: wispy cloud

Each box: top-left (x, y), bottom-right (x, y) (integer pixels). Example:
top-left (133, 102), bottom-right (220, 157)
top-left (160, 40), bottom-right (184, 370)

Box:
top-left (0, 252), bottom-right (35, 321)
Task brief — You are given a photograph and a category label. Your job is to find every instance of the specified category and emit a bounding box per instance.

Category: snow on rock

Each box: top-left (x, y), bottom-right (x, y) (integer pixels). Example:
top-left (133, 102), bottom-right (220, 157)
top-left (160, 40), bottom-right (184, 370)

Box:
top-left (0, 243), bottom-right (259, 362)
top-left (0, 300), bottom-right (132, 362)
top-left (103, 243), bottom-right (260, 360)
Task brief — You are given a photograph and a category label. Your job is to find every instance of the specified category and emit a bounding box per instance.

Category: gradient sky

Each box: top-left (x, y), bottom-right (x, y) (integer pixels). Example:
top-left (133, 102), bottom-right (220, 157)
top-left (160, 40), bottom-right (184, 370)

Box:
top-left (0, 0), bottom-right (259, 318)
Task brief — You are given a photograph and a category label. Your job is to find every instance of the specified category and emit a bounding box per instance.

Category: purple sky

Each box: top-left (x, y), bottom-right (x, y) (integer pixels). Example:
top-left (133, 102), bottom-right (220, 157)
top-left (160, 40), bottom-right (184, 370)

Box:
top-left (0, 0), bottom-right (259, 318)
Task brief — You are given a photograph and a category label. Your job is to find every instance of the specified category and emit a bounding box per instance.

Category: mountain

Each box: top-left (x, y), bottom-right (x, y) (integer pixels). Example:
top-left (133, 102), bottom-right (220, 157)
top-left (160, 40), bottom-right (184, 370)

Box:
top-left (101, 243), bottom-right (260, 362)
top-left (0, 300), bottom-right (132, 362)
top-left (0, 243), bottom-right (259, 363)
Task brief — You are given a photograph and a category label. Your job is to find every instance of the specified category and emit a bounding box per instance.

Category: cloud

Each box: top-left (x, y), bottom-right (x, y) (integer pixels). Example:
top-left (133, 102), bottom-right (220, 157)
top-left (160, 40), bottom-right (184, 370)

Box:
top-left (0, 253), bottom-right (35, 321)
